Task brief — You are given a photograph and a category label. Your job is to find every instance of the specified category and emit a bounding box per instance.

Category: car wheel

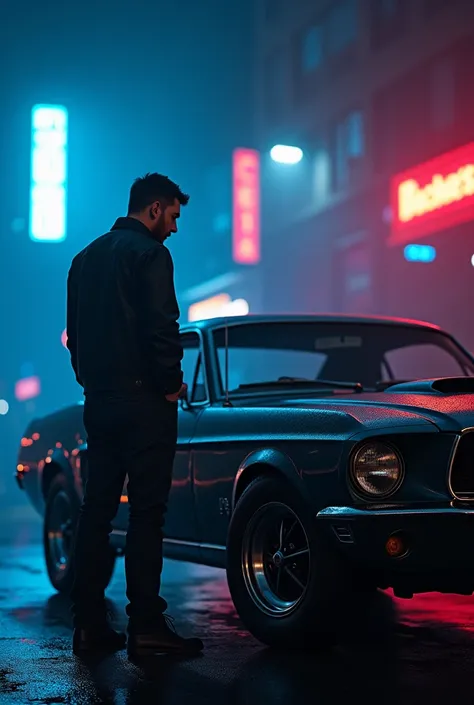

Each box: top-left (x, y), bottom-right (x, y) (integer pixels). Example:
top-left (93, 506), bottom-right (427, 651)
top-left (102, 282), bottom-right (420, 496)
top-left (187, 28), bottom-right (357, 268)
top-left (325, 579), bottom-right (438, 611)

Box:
top-left (43, 474), bottom-right (116, 593)
top-left (226, 476), bottom-right (354, 648)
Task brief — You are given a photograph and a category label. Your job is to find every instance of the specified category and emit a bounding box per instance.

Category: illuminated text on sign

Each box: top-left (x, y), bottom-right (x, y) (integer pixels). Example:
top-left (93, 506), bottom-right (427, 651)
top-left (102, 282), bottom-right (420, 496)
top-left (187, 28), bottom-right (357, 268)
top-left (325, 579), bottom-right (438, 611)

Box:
top-left (389, 142), bottom-right (474, 245)
top-left (232, 148), bottom-right (260, 264)
top-left (399, 165), bottom-right (474, 223)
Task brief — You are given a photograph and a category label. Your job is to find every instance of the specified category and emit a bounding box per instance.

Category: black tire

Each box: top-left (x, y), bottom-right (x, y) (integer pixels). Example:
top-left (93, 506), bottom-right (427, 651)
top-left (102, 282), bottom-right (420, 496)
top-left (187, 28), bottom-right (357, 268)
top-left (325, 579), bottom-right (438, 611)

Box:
top-left (43, 474), bottom-right (116, 593)
top-left (226, 476), bottom-right (355, 648)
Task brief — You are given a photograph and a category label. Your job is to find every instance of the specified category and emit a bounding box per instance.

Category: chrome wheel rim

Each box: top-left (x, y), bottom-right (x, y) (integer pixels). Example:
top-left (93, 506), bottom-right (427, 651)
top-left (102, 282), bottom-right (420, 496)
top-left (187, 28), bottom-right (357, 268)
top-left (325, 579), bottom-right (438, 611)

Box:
top-left (242, 502), bottom-right (310, 617)
top-left (47, 491), bottom-right (73, 580)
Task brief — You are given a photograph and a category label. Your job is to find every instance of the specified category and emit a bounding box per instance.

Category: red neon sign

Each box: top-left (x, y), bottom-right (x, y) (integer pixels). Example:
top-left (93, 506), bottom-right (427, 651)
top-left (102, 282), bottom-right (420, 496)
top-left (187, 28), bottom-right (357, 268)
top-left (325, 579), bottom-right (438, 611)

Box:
top-left (15, 376), bottom-right (41, 401)
top-left (232, 148), bottom-right (260, 264)
top-left (389, 142), bottom-right (474, 246)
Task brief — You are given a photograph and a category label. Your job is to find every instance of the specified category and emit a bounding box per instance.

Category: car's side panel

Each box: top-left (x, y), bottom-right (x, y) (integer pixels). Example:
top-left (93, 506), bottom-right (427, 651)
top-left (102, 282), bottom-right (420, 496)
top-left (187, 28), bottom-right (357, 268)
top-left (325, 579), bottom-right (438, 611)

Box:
top-left (162, 406), bottom-right (203, 541)
top-left (111, 405), bottom-right (202, 540)
top-left (192, 405), bottom-right (356, 547)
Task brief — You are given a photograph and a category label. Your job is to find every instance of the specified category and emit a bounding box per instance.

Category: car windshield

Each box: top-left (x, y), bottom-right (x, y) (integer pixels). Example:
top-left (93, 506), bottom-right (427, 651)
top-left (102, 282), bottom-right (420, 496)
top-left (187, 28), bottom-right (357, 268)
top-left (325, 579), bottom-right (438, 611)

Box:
top-left (212, 320), bottom-right (474, 395)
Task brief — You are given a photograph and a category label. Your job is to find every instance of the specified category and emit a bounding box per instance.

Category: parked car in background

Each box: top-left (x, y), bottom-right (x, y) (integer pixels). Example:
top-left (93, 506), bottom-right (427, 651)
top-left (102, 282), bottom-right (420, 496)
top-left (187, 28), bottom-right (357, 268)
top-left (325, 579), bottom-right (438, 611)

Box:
top-left (16, 314), bottom-right (474, 646)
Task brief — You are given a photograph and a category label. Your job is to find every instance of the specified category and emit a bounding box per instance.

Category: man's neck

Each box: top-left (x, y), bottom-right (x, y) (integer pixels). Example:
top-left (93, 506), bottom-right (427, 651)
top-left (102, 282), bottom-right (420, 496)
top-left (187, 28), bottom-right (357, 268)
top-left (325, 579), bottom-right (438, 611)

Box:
top-left (127, 213), bottom-right (151, 231)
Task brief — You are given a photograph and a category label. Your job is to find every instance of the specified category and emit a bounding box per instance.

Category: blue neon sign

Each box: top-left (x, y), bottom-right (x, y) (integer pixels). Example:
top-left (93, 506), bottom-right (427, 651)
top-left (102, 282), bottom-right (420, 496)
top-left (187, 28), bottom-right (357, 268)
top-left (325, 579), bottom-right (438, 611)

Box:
top-left (29, 104), bottom-right (68, 242)
top-left (403, 244), bottom-right (436, 262)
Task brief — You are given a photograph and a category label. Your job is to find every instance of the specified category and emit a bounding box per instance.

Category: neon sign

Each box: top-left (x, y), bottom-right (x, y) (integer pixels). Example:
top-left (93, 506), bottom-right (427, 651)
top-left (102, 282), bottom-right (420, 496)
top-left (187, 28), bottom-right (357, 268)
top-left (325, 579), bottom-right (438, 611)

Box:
top-left (232, 148), bottom-right (260, 264)
top-left (404, 244), bottom-right (436, 262)
top-left (15, 376), bottom-right (41, 401)
top-left (389, 142), bottom-right (474, 245)
top-left (30, 104), bottom-right (68, 242)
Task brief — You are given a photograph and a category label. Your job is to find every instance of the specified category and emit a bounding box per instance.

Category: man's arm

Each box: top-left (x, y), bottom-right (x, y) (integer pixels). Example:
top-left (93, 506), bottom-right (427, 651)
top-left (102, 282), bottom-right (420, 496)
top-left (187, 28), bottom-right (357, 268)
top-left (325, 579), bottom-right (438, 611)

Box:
top-left (138, 246), bottom-right (183, 395)
top-left (66, 262), bottom-right (83, 386)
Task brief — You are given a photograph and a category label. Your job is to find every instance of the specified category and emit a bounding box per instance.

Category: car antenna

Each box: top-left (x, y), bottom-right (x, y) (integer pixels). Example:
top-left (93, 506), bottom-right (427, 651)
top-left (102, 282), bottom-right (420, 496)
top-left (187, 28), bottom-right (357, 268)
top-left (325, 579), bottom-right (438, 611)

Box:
top-left (223, 316), bottom-right (233, 407)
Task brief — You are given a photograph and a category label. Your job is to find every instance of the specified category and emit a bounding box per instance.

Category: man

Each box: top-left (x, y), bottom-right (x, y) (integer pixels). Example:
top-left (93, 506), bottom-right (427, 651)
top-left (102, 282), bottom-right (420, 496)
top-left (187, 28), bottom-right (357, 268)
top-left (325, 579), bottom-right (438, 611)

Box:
top-left (66, 173), bottom-right (203, 658)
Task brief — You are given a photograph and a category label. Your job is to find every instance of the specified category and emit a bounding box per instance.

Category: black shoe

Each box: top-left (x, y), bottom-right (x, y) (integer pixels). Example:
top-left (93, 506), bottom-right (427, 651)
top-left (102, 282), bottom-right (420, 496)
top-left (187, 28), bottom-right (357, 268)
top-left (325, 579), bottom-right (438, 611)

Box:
top-left (73, 624), bottom-right (127, 655)
top-left (127, 614), bottom-right (204, 657)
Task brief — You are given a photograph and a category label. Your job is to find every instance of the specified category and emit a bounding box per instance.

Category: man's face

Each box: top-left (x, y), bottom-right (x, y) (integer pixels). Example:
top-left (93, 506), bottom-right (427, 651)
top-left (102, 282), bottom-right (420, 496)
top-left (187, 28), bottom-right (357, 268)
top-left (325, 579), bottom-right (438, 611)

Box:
top-left (150, 198), bottom-right (181, 243)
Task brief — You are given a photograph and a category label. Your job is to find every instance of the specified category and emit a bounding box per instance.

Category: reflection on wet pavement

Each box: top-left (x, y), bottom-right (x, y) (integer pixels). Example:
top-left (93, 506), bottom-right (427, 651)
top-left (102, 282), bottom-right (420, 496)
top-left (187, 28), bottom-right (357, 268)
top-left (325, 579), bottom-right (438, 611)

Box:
top-left (1, 522), bottom-right (474, 703)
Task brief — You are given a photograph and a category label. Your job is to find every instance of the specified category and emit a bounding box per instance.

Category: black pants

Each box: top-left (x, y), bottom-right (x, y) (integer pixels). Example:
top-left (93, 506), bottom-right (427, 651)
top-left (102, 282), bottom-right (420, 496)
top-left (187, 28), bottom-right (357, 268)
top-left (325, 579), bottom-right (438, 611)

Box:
top-left (70, 391), bottom-right (178, 628)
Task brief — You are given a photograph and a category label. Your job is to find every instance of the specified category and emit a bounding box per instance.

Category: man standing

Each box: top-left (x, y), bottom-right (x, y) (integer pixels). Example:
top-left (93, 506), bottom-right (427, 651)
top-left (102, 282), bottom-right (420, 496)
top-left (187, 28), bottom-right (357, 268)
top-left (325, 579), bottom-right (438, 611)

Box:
top-left (66, 173), bottom-right (203, 657)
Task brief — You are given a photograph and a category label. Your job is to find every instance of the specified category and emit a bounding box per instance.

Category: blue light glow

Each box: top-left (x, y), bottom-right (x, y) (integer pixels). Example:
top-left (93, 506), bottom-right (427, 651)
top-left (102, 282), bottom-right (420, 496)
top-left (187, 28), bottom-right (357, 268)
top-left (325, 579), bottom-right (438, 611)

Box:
top-left (403, 244), bottom-right (436, 263)
top-left (29, 104), bottom-right (68, 242)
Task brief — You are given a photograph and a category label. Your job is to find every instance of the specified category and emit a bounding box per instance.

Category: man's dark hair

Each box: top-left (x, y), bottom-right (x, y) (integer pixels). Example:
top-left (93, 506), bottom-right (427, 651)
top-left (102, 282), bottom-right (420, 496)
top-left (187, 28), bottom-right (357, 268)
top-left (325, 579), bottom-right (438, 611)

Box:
top-left (127, 173), bottom-right (190, 213)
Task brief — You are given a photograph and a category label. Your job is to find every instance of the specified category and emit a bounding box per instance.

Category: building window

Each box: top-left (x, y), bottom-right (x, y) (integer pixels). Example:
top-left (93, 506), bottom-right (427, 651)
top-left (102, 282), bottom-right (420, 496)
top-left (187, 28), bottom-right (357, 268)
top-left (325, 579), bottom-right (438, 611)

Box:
top-left (370, 0), bottom-right (407, 49)
top-left (296, 0), bottom-right (358, 97)
top-left (327, 0), bottom-right (358, 56)
top-left (313, 149), bottom-right (332, 206)
top-left (334, 111), bottom-right (365, 190)
top-left (301, 25), bottom-right (323, 73)
top-left (430, 57), bottom-right (455, 130)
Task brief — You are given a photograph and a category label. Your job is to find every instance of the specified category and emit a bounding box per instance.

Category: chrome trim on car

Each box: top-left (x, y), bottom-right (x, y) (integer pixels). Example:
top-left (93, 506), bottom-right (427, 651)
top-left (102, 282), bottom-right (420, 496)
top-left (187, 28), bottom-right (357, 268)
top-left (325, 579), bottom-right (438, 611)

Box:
top-left (110, 529), bottom-right (226, 552)
top-left (317, 505), bottom-right (474, 518)
top-left (164, 537), bottom-right (226, 551)
top-left (447, 426), bottom-right (474, 502)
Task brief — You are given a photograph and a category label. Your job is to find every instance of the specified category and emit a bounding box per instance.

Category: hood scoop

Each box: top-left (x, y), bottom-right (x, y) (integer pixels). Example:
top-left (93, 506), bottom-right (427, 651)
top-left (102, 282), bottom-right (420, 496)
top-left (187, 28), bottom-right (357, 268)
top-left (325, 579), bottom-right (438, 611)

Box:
top-left (385, 377), bottom-right (474, 395)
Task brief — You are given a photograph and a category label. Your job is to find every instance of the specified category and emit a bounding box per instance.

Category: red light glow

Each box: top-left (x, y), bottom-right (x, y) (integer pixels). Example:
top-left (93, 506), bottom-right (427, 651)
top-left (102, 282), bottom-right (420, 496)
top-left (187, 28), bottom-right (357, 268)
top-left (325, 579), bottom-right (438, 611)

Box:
top-left (61, 329), bottom-right (68, 348)
top-left (15, 376), bottom-right (41, 401)
top-left (390, 141), bottom-right (474, 246)
top-left (232, 148), bottom-right (260, 264)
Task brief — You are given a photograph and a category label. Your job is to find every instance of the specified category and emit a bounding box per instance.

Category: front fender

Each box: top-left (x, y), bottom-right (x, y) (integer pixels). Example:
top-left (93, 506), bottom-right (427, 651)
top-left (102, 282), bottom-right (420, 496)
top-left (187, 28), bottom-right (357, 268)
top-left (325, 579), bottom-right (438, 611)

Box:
top-left (231, 447), bottom-right (310, 511)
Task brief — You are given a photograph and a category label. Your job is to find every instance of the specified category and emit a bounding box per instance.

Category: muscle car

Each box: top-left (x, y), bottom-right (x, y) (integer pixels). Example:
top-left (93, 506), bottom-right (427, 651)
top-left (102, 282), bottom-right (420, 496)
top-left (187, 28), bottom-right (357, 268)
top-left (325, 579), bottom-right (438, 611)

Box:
top-left (15, 313), bottom-right (474, 646)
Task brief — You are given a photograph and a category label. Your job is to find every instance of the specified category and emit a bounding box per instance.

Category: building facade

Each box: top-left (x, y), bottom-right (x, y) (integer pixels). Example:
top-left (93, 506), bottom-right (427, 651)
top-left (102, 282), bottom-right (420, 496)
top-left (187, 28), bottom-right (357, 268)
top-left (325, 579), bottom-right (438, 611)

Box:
top-left (252, 0), bottom-right (474, 349)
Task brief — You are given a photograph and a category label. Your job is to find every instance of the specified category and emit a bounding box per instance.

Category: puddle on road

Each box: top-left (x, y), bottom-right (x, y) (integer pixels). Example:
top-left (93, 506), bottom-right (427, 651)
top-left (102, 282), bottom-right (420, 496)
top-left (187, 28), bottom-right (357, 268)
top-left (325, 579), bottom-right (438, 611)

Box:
top-left (0, 668), bottom-right (25, 694)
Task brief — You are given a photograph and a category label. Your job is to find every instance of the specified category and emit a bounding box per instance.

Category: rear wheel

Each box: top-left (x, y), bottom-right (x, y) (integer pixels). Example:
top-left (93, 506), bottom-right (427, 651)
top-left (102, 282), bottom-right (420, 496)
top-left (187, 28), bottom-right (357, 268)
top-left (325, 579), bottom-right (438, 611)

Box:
top-left (226, 476), bottom-right (356, 648)
top-left (43, 474), bottom-right (116, 593)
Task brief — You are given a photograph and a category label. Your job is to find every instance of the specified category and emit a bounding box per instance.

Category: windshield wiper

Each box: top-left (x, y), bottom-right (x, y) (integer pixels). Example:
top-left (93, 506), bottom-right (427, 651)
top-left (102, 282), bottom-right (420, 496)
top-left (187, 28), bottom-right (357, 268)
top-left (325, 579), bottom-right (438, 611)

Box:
top-left (237, 377), bottom-right (364, 392)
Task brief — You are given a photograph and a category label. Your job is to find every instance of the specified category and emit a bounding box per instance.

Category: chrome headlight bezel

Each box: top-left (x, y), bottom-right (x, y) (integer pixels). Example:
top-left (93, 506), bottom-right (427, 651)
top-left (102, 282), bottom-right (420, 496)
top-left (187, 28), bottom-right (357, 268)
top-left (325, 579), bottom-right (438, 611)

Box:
top-left (349, 440), bottom-right (405, 500)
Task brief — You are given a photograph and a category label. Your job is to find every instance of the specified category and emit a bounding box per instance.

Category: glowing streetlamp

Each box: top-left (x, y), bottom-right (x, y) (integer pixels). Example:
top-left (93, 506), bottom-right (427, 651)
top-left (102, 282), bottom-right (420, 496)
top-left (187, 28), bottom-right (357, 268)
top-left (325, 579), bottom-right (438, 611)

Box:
top-left (270, 145), bottom-right (303, 165)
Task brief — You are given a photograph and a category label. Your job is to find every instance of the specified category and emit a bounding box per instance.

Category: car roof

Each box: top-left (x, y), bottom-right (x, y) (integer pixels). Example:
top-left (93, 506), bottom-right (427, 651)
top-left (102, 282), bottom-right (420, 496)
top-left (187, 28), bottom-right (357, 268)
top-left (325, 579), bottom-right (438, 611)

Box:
top-left (181, 313), bottom-right (443, 334)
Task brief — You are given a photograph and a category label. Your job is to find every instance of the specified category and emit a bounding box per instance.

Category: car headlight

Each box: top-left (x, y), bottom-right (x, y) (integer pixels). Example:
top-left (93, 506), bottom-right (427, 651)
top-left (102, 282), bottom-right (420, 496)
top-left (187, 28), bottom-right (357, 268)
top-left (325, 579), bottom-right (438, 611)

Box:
top-left (350, 441), bottom-right (403, 498)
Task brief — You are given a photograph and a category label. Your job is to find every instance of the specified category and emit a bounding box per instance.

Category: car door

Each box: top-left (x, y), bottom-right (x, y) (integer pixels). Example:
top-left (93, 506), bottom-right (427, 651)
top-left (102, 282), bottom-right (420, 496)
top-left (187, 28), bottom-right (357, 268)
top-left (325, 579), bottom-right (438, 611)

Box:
top-left (192, 404), bottom-right (245, 548)
top-left (162, 331), bottom-right (207, 541)
top-left (192, 335), bottom-right (255, 548)
top-left (112, 330), bottom-right (205, 541)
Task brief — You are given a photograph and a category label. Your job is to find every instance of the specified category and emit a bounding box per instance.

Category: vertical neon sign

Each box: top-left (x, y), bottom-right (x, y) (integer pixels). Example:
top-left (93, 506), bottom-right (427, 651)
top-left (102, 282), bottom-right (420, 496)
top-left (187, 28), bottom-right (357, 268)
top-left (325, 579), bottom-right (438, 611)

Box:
top-left (30, 104), bottom-right (68, 242)
top-left (232, 148), bottom-right (260, 264)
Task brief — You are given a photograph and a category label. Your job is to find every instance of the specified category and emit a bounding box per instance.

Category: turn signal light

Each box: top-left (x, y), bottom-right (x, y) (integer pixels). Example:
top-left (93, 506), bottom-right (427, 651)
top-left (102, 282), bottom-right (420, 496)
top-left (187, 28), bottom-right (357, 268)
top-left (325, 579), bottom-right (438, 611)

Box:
top-left (385, 534), bottom-right (407, 558)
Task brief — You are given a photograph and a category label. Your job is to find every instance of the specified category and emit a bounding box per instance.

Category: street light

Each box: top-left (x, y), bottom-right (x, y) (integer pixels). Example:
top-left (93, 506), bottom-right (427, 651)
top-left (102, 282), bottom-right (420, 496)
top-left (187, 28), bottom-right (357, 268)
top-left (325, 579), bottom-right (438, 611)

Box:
top-left (270, 145), bottom-right (303, 165)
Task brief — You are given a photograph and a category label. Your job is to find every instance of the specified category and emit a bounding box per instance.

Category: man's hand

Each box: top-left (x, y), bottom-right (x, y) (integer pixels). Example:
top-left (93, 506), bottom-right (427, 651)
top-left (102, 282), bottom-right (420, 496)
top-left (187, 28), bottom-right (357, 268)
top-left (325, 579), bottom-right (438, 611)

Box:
top-left (165, 382), bottom-right (188, 403)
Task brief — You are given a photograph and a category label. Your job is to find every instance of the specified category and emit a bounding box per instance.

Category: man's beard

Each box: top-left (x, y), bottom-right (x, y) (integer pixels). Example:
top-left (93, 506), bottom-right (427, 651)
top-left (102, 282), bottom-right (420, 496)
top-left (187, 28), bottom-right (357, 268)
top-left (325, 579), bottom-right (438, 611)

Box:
top-left (153, 213), bottom-right (167, 242)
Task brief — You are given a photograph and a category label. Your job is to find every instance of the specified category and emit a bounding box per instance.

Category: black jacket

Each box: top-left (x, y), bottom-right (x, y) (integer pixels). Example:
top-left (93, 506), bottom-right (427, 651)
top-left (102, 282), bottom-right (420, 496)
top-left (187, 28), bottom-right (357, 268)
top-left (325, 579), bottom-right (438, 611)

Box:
top-left (66, 217), bottom-right (183, 396)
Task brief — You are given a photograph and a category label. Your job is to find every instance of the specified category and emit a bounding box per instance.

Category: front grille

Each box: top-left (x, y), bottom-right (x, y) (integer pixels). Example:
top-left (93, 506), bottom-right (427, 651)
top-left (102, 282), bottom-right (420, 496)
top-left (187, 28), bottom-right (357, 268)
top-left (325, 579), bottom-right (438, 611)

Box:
top-left (449, 432), bottom-right (474, 500)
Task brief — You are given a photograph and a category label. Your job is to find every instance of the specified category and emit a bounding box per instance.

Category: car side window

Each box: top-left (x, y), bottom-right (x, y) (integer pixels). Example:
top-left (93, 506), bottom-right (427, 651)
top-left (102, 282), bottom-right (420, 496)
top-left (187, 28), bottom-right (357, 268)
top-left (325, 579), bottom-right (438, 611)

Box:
top-left (382, 343), bottom-right (466, 380)
top-left (180, 333), bottom-right (207, 403)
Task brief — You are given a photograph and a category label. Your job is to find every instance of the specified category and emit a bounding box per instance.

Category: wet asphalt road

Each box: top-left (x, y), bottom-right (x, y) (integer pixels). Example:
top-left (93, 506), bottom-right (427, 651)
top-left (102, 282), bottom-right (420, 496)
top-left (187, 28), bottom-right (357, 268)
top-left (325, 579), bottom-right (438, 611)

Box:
top-left (2, 504), bottom-right (474, 704)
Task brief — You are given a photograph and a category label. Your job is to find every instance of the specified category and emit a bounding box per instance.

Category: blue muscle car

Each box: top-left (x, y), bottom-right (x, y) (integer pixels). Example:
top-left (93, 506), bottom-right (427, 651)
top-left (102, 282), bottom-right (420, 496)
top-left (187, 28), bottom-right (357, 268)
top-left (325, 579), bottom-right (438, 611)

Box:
top-left (16, 314), bottom-right (474, 646)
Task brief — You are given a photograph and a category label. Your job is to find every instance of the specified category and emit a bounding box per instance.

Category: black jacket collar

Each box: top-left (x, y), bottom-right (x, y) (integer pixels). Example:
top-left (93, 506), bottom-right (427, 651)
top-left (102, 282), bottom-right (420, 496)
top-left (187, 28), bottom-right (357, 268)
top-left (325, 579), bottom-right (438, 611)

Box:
top-left (111, 216), bottom-right (154, 239)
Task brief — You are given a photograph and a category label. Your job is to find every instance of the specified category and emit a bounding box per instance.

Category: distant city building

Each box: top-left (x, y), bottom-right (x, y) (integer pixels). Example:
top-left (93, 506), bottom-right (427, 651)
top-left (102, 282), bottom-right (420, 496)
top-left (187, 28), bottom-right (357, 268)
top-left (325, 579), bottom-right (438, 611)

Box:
top-left (251, 0), bottom-right (474, 349)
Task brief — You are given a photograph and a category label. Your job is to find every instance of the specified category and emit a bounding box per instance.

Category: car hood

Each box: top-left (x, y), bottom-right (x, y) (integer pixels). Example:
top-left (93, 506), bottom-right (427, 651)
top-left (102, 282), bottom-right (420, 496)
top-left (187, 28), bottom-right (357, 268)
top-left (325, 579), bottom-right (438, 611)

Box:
top-left (276, 377), bottom-right (474, 433)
